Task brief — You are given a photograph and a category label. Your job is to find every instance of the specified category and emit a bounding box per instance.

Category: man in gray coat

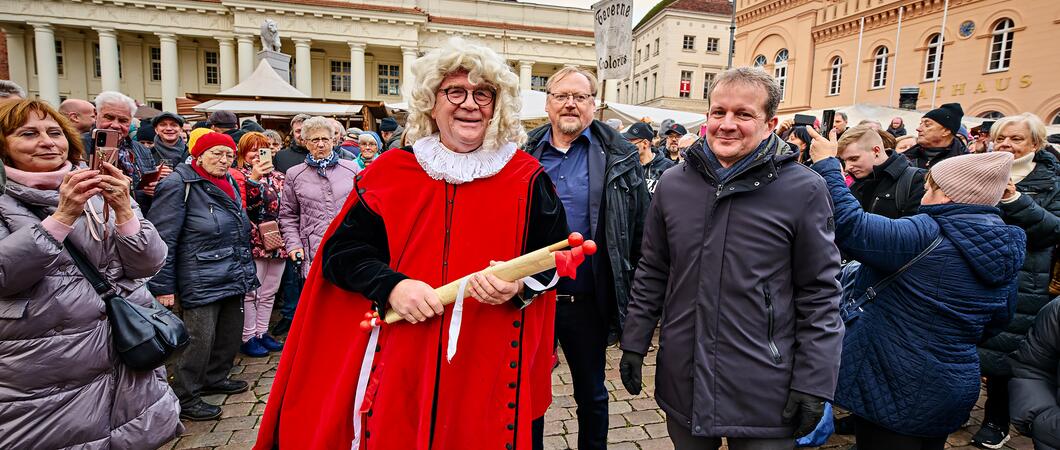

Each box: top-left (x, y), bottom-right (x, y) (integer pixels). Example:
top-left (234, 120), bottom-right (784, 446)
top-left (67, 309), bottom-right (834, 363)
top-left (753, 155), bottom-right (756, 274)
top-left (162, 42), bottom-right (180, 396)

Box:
top-left (619, 67), bottom-right (844, 450)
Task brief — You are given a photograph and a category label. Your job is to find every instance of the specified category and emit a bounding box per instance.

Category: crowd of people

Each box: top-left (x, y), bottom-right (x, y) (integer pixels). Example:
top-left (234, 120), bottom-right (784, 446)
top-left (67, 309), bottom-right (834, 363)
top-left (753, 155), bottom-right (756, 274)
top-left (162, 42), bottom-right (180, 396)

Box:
top-left (1, 35), bottom-right (1059, 450)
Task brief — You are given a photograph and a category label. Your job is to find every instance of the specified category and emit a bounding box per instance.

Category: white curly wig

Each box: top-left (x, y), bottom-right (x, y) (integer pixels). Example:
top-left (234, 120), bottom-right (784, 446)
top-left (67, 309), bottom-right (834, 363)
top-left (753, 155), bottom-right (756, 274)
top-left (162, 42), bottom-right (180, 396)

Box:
top-left (404, 37), bottom-right (526, 150)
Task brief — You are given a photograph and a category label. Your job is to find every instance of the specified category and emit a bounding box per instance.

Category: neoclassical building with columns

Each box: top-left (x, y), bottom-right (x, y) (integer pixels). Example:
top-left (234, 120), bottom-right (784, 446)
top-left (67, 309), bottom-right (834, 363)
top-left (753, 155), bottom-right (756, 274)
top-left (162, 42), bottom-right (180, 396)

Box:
top-left (734, 0), bottom-right (1060, 124)
top-left (0, 0), bottom-right (601, 113)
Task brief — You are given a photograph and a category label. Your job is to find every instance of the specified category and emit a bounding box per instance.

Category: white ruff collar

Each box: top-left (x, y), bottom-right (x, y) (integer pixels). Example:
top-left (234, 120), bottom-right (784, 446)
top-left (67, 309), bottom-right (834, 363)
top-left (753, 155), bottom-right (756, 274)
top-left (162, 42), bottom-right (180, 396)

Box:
top-left (413, 134), bottom-right (517, 184)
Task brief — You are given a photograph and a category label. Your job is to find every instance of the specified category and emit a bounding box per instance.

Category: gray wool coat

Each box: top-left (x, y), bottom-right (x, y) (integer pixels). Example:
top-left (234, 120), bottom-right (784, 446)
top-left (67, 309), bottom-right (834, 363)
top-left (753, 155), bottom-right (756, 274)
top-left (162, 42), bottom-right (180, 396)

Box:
top-left (622, 136), bottom-right (844, 438)
top-left (0, 181), bottom-right (183, 448)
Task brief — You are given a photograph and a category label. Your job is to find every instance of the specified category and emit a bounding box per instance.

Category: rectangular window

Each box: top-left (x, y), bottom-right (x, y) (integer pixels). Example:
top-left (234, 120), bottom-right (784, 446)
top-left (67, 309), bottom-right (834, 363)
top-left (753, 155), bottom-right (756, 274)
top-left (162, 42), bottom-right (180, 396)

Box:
top-left (93, 43), bottom-right (101, 78)
top-left (703, 72), bottom-right (715, 99)
top-left (330, 60), bottom-right (351, 93)
top-left (204, 50), bottom-right (219, 85)
top-left (636, 49), bottom-right (642, 63)
top-left (645, 45), bottom-right (650, 61)
top-left (682, 35), bottom-right (695, 50)
top-left (653, 38), bottom-right (660, 56)
top-left (634, 81), bottom-right (639, 103)
top-left (707, 37), bottom-right (720, 53)
top-left (531, 75), bottom-right (547, 92)
top-left (147, 100), bottom-right (163, 110)
top-left (651, 73), bottom-right (657, 99)
top-left (150, 47), bottom-right (161, 82)
top-left (378, 64), bottom-right (400, 96)
top-left (680, 70), bottom-right (693, 98)
top-left (643, 77), bottom-right (648, 100)
top-left (55, 40), bottom-right (64, 76)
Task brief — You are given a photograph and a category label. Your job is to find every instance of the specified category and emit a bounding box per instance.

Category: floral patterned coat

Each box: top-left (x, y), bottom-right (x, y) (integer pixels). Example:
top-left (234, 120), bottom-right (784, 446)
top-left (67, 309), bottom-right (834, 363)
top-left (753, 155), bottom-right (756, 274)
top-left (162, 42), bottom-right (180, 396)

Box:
top-left (241, 166), bottom-right (288, 259)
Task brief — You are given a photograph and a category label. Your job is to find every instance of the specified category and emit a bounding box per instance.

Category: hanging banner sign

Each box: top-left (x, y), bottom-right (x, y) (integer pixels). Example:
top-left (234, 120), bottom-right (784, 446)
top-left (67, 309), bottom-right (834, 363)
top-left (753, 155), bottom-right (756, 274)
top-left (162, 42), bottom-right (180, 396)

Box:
top-left (592, 0), bottom-right (633, 80)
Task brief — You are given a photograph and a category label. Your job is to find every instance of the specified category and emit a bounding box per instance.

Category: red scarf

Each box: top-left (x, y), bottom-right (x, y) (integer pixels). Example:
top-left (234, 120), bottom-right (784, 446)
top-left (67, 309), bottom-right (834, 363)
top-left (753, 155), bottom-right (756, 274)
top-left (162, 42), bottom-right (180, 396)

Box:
top-left (192, 160), bottom-right (236, 200)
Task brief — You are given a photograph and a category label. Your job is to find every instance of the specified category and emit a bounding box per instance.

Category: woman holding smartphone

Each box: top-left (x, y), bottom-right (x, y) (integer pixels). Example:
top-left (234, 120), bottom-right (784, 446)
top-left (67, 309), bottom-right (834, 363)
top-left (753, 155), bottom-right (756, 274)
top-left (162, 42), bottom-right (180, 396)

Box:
top-left (236, 132), bottom-right (287, 357)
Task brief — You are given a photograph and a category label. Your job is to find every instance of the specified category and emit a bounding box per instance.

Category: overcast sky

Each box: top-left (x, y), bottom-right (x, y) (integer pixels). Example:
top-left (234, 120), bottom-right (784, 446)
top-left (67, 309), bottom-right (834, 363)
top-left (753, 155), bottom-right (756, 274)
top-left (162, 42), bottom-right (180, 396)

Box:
top-left (519, 0), bottom-right (657, 25)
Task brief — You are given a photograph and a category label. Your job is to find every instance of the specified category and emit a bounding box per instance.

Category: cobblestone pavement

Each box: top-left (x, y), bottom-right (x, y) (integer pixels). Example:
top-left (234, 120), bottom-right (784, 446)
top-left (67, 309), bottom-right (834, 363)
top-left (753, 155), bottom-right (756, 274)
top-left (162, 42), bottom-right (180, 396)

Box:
top-left (164, 334), bottom-right (1033, 450)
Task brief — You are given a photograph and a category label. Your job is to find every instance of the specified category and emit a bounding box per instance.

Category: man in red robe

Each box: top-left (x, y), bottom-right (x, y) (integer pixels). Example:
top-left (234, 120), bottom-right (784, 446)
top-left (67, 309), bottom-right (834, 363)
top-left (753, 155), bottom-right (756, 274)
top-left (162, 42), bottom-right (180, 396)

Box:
top-left (255, 38), bottom-right (568, 450)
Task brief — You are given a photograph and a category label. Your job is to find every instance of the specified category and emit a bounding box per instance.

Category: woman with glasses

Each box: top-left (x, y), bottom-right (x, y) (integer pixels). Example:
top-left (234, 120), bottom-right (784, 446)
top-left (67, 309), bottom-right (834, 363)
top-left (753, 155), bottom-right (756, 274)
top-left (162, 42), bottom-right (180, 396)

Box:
top-left (257, 38), bottom-right (568, 450)
top-left (147, 131), bottom-right (260, 421)
top-left (277, 116), bottom-right (360, 280)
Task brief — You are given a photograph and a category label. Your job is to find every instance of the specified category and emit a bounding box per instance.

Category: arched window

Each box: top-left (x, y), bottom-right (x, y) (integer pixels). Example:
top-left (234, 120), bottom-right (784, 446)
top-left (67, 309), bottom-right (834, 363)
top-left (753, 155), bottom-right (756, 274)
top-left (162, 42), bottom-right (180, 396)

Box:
top-left (872, 46), bottom-right (889, 89)
top-left (774, 49), bottom-right (788, 101)
top-left (1052, 111), bottom-right (1060, 126)
top-left (979, 111), bottom-right (1005, 119)
top-left (828, 56), bottom-right (842, 96)
top-left (753, 54), bottom-right (767, 67)
top-left (988, 18), bottom-right (1015, 72)
top-left (924, 33), bottom-right (944, 80)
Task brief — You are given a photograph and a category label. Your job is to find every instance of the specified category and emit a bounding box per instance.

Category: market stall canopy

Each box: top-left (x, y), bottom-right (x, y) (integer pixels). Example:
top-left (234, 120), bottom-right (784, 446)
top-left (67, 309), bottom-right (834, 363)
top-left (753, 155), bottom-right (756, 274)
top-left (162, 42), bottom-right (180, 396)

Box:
top-left (387, 90), bottom-right (707, 130)
top-left (193, 100), bottom-right (363, 116)
top-left (599, 102), bottom-right (706, 131)
top-left (218, 60), bottom-right (308, 98)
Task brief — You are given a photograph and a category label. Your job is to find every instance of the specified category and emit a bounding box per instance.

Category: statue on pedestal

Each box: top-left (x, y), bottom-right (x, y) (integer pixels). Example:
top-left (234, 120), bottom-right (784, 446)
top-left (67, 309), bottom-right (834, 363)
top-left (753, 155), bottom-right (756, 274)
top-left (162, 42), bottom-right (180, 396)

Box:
top-left (260, 20), bottom-right (282, 53)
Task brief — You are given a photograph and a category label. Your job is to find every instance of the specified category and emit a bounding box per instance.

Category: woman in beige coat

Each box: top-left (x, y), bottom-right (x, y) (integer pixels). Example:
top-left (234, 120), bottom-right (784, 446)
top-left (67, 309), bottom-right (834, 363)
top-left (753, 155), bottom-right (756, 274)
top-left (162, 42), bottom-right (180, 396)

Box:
top-left (0, 99), bottom-right (183, 448)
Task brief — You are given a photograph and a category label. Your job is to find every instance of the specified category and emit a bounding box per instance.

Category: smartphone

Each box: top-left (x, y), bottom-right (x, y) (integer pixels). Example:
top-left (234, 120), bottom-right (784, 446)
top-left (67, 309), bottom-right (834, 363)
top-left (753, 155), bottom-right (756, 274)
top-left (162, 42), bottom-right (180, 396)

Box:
top-left (794, 114), bottom-right (816, 127)
top-left (821, 110), bottom-right (836, 138)
top-left (91, 129), bottom-right (121, 170)
top-left (258, 147), bottom-right (273, 166)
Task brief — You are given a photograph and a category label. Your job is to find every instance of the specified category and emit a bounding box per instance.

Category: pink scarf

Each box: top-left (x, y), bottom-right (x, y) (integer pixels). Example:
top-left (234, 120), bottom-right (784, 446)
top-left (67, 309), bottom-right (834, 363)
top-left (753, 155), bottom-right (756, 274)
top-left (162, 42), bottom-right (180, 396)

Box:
top-left (5, 161), bottom-right (73, 190)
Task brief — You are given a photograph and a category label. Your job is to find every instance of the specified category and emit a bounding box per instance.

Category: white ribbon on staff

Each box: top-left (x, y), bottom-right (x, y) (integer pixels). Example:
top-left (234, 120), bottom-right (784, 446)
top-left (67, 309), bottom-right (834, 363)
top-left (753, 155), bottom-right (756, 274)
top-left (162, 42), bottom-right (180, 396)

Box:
top-left (351, 323), bottom-right (380, 450)
top-left (445, 271), bottom-right (560, 363)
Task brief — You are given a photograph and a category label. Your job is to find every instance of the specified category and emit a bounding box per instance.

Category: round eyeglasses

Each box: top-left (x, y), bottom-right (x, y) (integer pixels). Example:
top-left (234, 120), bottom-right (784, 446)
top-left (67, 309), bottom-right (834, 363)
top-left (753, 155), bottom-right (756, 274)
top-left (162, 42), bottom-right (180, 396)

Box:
top-left (440, 87), bottom-right (496, 106)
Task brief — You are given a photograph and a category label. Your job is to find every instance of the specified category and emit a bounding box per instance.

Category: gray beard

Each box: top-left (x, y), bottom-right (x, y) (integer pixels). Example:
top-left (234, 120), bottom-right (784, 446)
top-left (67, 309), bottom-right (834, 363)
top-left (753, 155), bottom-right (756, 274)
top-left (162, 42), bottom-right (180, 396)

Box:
top-left (558, 121), bottom-right (585, 136)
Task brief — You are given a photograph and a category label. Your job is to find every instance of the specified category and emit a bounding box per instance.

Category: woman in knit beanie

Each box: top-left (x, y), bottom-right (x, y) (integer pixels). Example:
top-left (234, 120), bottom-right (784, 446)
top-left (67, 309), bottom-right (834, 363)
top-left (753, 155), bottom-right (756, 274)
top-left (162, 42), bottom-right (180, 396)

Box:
top-left (146, 130), bottom-right (260, 422)
top-left (972, 112), bottom-right (1060, 449)
top-left (807, 129), bottom-right (1027, 449)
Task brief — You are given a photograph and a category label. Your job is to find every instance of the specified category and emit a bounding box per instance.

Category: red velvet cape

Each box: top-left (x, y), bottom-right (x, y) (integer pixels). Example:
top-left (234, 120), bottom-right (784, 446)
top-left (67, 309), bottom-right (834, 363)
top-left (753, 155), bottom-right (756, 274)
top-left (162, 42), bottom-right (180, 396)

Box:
top-left (255, 149), bottom-right (556, 450)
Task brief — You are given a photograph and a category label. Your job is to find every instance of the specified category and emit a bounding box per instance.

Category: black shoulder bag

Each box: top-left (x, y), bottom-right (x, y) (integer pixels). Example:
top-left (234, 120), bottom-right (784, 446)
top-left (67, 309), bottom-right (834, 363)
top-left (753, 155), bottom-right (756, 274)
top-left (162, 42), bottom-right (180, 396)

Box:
top-left (839, 235), bottom-right (944, 324)
top-left (30, 207), bottom-right (189, 371)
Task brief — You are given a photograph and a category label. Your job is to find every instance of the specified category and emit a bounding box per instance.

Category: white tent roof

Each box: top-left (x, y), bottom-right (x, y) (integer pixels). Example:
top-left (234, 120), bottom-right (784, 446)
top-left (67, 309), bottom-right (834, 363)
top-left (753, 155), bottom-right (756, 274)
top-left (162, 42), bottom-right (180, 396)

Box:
top-left (193, 99), bottom-right (362, 116)
top-left (217, 60), bottom-right (308, 98)
top-left (599, 102), bottom-right (706, 131)
top-left (387, 90), bottom-right (706, 130)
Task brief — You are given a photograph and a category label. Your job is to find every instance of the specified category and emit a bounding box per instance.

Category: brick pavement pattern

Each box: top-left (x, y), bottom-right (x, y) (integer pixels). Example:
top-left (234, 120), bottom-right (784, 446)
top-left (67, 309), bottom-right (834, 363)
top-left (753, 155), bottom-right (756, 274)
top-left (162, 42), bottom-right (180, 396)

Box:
top-left (165, 334), bottom-right (1034, 450)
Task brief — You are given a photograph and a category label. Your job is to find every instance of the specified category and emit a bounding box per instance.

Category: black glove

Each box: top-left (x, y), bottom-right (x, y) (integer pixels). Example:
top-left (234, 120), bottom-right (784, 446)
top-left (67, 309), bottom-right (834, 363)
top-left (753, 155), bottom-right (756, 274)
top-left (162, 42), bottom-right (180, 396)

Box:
top-left (618, 351), bottom-right (644, 396)
top-left (781, 390), bottom-right (826, 438)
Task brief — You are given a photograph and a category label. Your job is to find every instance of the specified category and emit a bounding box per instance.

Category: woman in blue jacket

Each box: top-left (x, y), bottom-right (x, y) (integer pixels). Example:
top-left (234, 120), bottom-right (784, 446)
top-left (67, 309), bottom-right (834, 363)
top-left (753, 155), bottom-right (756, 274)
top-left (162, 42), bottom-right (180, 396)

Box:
top-left (806, 126), bottom-right (1026, 450)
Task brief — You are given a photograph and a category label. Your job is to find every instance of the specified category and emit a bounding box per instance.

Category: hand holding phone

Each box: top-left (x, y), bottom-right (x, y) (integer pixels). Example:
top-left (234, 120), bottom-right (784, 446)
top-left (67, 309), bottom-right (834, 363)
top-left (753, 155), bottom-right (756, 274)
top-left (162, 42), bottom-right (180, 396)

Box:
top-left (91, 129), bottom-right (121, 171)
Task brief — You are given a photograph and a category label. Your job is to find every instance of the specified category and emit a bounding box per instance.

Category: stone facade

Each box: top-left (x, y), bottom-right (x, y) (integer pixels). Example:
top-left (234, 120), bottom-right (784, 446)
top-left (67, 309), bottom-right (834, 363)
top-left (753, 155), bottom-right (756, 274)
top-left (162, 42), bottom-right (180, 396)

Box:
top-left (0, 0), bottom-right (599, 111)
top-left (734, 0), bottom-right (1060, 124)
top-left (615, 0), bottom-right (733, 113)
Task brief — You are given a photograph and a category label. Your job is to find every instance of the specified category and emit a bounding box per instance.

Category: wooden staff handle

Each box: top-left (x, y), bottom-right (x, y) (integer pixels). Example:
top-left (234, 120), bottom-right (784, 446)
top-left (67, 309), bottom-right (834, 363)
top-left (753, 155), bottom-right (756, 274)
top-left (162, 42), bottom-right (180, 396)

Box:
top-left (381, 233), bottom-right (588, 324)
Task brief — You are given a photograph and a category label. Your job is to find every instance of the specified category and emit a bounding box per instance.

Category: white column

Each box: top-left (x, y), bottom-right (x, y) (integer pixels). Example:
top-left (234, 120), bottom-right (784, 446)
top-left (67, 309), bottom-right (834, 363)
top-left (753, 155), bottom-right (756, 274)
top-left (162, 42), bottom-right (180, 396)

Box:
top-left (293, 38), bottom-right (312, 96)
top-left (518, 60), bottom-right (533, 91)
top-left (348, 41), bottom-right (366, 100)
top-left (30, 23), bottom-right (59, 106)
top-left (94, 27), bottom-right (120, 92)
top-left (156, 33), bottom-right (178, 112)
top-left (218, 37), bottom-right (236, 89)
top-left (237, 34), bottom-right (254, 81)
top-left (3, 27), bottom-right (28, 90)
top-left (400, 46), bottom-right (417, 103)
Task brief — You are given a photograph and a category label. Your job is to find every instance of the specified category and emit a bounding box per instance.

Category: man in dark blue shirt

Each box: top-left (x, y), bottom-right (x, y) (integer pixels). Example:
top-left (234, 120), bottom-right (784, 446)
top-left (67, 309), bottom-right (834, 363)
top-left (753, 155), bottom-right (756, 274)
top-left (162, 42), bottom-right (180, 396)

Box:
top-left (526, 66), bottom-right (648, 450)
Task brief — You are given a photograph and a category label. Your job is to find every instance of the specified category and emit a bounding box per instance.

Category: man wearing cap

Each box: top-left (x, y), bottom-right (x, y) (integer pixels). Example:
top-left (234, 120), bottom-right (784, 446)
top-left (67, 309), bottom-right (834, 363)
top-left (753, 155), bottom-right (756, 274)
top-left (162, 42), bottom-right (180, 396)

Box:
top-left (152, 112), bottom-right (188, 167)
top-left (379, 117), bottom-right (403, 150)
top-left (660, 122), bottom-right (687, 163)
top-left (210, 110), bottom-right (244, 147)
top-left (904, 103), bottom-right (968, 169)
top-left (625, 122), bottom-right (674, 197)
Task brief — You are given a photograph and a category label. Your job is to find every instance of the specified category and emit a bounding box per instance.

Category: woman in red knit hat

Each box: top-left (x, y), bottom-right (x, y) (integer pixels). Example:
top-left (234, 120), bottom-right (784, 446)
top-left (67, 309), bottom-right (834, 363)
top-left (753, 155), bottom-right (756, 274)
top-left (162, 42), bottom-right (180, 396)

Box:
top-left (146, 131), bottom-right (261, 421)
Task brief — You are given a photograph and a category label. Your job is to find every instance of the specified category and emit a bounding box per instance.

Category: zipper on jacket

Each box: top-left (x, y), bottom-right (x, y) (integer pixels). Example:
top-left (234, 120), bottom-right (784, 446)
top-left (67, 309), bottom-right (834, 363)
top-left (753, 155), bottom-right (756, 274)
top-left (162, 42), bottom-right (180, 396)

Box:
top-left (209, 205), bottom-right (222, 235)
top-left (764, 288), bottom-right (782, 364)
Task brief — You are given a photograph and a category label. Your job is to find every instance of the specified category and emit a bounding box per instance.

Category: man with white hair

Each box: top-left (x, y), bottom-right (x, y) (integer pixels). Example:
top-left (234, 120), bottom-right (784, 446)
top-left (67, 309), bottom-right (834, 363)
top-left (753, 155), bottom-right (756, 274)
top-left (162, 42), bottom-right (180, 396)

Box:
top-left (0, 80), bottom-right (26, 101)
top-left (59, 99), bottom-right (96, 134)
top-left (82, 91), bottom-right (160, 211)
